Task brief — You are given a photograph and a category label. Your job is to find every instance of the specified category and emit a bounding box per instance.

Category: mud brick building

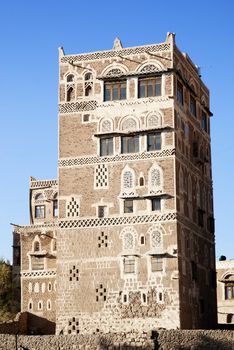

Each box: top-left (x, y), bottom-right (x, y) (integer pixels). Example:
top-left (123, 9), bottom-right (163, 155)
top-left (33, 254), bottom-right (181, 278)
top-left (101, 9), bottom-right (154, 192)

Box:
top-left (13, 33), bottom-right (217, 334)
top-left (13, 177), bottom-right (58, 331)
top-left (216, 259), bottom-right (234, 324)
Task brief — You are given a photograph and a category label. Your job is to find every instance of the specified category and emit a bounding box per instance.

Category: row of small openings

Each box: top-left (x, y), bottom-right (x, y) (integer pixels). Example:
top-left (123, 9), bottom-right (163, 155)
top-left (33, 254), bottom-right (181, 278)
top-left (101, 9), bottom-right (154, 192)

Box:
top-left (66, 73), bottom-right (93, 101)
top-left (29, 281), bottom-right (54, 293)
top-left (28, 299), bottom-right (52, 311)
top-left (122, 291), bottom-right (164, 304)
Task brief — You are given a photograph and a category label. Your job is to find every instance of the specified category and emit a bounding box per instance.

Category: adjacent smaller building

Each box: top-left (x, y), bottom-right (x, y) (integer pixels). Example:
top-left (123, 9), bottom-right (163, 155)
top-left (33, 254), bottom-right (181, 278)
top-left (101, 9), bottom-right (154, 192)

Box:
top-left (12, 177), bottom-right (58, 333)
top-left (216, 259), bottom-right (234, 324)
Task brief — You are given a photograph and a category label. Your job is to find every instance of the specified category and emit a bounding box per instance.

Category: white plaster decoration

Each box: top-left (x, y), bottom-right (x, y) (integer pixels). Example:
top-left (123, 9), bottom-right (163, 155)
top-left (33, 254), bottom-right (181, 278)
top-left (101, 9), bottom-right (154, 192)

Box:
top-left (59, 147), bottom-right (176, 168)
top-left (121, 165), bottom-right (135, 196)
top-left (95, 164), bottom-right (108, 188)
top-left (42, 282), bottom-right (46, 293)
top-left (149, 164), bottom-right (163, 194)
top-left (120, 226), bottom-right (138, 251)
top-left (22, 270), bottom-right (56, 278)
top-left (101, 63), bottom-right (128, 77)
top-left (66, 197), bottom-right (80, 218)
top-left (151, 230), bottom-right (162, 248)
top-left (146, 112), bottom-right (162, 129)
top-left (120, 116), bottom-right (139, 131)
top-left (61, 43), bottom-right (170, 64)
top-left (28, 282), bottom-right (32, 293)
top-left (137, 60), bottom-right (165, 73)
top-left (59, 211), bottom-right (177, 229)
top-left (34, 282), bottom-right (39, 293)
top-left (99, 118), bottom-right (113, 133)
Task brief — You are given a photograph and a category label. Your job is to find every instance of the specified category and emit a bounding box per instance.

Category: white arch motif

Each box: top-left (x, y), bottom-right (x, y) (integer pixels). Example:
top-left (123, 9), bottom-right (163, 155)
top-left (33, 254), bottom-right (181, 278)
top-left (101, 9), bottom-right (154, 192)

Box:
top-left (101, 63), bottom-right (128, 77)
top-left (119, 115), bottom-right (139, 131)
top-left (149, 164), bottom-right (163, 194)
top-left (120, 226), bottom-right (138, 251)
top-left (146, 111), bottom-right (162, 129)
top-left (121, 165), bottom-right (135, 195)
top-left (137, 60), bottom-right (165, 73)
top-left (99, 118), bottom-right (114, 133)
top-left (148, 225), bottom-right (165, 251)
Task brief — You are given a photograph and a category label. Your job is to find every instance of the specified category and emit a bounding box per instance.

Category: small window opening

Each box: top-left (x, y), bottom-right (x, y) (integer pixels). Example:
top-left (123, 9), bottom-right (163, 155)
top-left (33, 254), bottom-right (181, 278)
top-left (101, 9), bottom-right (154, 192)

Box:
top-left (83, 114), bottom-right (90, 122)
top-left (140, 235), bottom-right (145, 245)
top-left (67, 86), bottom-right (73, 102)
top-left (85, 85), bottom-right (92, 96)
top-left (139, 177), bottom-right (144, 186)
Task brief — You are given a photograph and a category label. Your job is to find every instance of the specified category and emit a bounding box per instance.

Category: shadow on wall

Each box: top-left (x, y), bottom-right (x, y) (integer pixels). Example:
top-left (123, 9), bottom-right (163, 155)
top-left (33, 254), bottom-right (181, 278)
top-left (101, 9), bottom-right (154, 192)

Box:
top-left (26, 313), bottom-right (55, 335)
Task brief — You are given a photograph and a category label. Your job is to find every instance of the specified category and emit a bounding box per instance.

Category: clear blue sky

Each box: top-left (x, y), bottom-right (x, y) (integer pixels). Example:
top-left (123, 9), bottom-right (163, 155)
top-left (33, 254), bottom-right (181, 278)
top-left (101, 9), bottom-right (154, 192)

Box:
top-left (0, 0), bottom-right (233, 262)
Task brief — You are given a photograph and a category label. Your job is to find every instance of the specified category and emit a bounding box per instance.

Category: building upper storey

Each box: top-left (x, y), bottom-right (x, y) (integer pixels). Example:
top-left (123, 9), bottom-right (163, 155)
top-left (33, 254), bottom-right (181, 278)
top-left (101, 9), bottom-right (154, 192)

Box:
top-left (29, 177), bottom-right (58, 225)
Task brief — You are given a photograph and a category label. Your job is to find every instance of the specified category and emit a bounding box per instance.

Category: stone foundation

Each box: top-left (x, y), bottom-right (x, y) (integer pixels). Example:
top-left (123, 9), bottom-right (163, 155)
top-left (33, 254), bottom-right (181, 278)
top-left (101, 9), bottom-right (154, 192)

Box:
top-left (0, 330), bottom-right (233, 350)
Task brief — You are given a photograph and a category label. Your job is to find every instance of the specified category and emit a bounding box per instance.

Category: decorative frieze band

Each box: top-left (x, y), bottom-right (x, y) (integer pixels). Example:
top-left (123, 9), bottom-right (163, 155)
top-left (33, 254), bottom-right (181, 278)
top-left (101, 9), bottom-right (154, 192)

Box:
top-left (22, 270), bottom-right (56, 278)
top-left (59, 148), bottom-right (175, 168)
top-left (59, 212), bottom-right (177, 229)
top-left (59, 101), bottom-right (97, 114)
top-left (30, 179), bottom-right (58, 189)
top-left (61, 43), bottom-right (171, 64)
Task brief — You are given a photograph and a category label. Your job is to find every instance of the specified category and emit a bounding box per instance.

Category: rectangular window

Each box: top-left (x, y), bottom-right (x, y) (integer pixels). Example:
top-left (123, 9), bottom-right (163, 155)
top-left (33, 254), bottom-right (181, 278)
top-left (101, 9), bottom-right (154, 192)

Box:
top-left (201, 111), bottom-right (208, 132)
top-left (124, 199), bottom-right (133, 213)
top-left (177, 80), bottom-right (184, 105)
top-left (100, 137), bottom-right (113, 156)
top-left (124, 258), bottom-right (135, 274)
top-left (151, 257), bottom-right (163, 272)
top-left (104, 81), bottom-right (126, 101)
top-left (138, 76), bottom-right (161, 98)
top-left (225, 284), bottom-right (234, 300)
top-left (190, 95), bottom-right (197, 117)
top-left (35, 205), bottom-right (45, 219)
top-left (98, 206), bottom-right (107, 218)
top-left (152, 198), bottom-right (161, 211)
top-left (53, 200), bottom-right (58, 217)
top-left (147, 132), bottom-right (161, 151)
top-left (121, 135), bottom-right (139, 154)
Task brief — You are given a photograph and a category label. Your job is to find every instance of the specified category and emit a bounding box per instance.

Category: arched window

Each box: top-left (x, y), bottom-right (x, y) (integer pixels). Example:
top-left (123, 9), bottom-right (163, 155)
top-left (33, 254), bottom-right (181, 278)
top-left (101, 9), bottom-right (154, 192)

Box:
top-left (35, 193), bottom-right (44, 201)
top-left (66, 74), bottom-right (75, 102)
top-left (67, 86), bottom-right (74, 102)
top-left (149, 165), bottom-right (163, 194)
top-left (122, 166), bottom-right (135, 195)
top-left (47, 300), bottom-right (52, 311)
top-left (34, 241), bottom-right (40, 252)
top-left (123, 232), bottom-right (134, 250)
top-left (67, 74), bottom-right (74, 83)
top-left (84, 71), bottom-right (93, 97)
top-left (85, 72), bottom-right (93, 81)
top-left (28, 300), bottom-right (33, 311)
top-left (120, 227), bottom-right (137, 251)
top-left (151, 230), bottom-right (162, 248)
top-left (38, 301), bottom-right (43, 311)
top-left (53, 193), bottom-right (58, 217)
top-left (139, 177), bottom-right (144, 186)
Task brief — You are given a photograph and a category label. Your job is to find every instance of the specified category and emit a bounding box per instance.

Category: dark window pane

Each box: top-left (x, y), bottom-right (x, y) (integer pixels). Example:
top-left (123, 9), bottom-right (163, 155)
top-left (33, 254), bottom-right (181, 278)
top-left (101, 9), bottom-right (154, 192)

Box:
top-left (147, 80), bottom-right (153, 97)
top-left (139, 82), bottom-right (145, 97)
top-left (151, 257), bottom-right (163, 272)
top-left (202, 111), bottom-right (207, 132)
top-left (104, 81), bottom-right (126, 101)
top-left (100, 138), bottom-right (113, 156)
top-left (113, 85), bottom-right (119, 100)
top-left (190, 95), bottom-right (196, 117)
top-left (152, 198), bottom-right (161, 211)
top-left (147, 133), bottom-right (161, 151)
top-left (120, 83), bottom-right (126, 99)
top-left (35, 205), bottom-right (45, 218)
top-left (124, 199), bottom-right (133, 213)
top-left (177, 81), bottom-right (183, 104)
top-left (155, 78), bottom-right (161, 96)
top-left (121, 136), bottom-right (139, 154)
top-left (104, 85), bottom-right (111, 101)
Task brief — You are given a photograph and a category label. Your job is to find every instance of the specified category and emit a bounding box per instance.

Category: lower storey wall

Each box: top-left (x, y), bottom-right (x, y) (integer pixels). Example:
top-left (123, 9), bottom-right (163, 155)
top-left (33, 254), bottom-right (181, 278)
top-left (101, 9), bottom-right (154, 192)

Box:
top-left (0, 330), bottom-right (233, 350)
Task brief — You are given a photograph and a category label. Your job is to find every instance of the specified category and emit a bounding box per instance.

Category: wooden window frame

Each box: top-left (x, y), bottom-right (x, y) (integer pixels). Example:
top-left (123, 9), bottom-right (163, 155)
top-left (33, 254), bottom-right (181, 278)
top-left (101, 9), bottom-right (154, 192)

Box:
top-left (104, 80), bottom-right (126, 101)
top-left (138, 76), bottom-right (161, 98)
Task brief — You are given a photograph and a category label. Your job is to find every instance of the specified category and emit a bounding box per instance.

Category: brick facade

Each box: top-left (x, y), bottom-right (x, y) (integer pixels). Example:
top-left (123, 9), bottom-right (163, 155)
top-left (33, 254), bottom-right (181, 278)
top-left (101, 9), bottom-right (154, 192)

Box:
top-left (14, 33), bottom-right (217, 334)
